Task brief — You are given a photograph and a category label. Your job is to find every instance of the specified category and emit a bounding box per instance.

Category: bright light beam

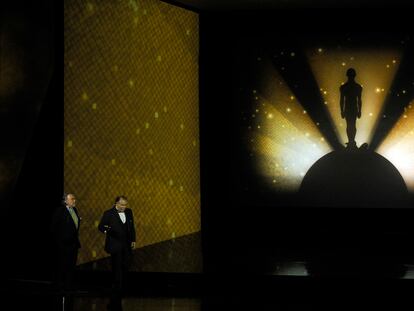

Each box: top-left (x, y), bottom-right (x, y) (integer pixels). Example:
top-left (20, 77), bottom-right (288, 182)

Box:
top-left (307, 48), bottom-right (401, 146)
top-left (248, 57), bottom-right (332, 192)
top-left (377, 101), bottom-right (414, 192)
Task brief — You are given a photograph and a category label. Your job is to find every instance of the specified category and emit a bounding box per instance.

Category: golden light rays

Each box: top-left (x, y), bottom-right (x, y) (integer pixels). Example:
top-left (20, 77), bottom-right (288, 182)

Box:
top-left (307, 49), bottom-right (401, 146)
top-left (249, 58), bottom-right (331, 191)
top-left (377, 101), bottom-right (414, 192)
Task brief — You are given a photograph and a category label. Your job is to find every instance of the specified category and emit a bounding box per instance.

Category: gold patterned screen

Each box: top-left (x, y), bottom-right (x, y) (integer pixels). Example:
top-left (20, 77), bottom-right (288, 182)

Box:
top-left (64, 0), bottom-right (200, 267)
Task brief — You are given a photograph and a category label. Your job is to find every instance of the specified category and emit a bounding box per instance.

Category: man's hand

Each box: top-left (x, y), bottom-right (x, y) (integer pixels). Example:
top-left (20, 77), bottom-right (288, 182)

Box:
top-left (103, 225), bottom-right (111, 234)
top-left (131, 242), bottom-right (136, 249)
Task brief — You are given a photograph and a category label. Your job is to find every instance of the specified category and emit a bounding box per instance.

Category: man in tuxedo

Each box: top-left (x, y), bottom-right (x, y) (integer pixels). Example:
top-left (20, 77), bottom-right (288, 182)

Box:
top-left (51, 193), bottom-right (81, 310)
top-left (99, 195), bottom-right (136, 309)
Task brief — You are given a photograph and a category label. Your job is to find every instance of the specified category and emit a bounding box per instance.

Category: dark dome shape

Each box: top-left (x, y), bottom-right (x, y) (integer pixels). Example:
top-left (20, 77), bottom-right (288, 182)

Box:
top-left (299, 149), bottom-right (408, 208)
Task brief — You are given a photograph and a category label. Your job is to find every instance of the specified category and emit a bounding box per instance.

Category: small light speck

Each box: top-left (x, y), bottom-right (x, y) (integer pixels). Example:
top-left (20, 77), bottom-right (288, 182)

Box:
top-left (86, 2), bottom-right (94, 12)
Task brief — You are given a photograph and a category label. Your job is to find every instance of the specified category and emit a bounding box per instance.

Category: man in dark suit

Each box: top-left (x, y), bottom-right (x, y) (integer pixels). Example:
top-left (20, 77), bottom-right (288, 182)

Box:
top-left (99, 195), bottom-right (136, 309)
top-left (51, 193), bottom-right (81, 310)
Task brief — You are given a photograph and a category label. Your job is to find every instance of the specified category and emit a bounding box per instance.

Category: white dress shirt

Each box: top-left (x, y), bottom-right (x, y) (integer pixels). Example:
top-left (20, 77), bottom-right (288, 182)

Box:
top-left (117, 210), bottom-right (126, 223)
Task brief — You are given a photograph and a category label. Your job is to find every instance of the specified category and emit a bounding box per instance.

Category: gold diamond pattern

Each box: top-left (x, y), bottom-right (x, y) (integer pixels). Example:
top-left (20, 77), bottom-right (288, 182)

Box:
top-left (64, 0), bottom-right (200, 266)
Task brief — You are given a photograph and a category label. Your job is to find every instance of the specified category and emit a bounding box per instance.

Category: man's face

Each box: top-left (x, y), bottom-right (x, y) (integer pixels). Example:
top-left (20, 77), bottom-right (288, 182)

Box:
top-left (66, 194), bottom-right (76, 208)
top-left (116, 198), bottom-right (128, 212)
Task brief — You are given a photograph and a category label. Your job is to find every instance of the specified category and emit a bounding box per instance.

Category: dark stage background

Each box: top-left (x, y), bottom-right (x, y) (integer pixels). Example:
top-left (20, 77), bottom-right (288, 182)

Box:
top-left (2, 0), bottom-right (61, 282)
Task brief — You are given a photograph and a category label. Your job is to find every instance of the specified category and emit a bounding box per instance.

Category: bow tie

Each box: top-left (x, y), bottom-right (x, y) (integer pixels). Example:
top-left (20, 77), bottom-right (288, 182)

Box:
top-left (117, 210), bottom-right (125, 214)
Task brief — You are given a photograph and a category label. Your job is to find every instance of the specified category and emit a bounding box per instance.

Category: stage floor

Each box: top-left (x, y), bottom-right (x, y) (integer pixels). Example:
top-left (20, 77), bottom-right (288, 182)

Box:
top-left (6, 262), bottom-right (414, 311)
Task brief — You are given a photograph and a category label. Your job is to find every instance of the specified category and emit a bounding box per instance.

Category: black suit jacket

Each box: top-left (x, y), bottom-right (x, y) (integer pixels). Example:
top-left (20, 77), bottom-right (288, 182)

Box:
top-left (98, 207), bottom-right (136, 254)
top-left (51, 205), bottom-right (81, 250)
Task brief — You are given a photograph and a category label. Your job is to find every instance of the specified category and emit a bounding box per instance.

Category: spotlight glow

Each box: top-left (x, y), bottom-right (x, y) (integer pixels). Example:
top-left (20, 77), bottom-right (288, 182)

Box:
top-left (248, 58), bottom-right (332, 191)
top-left (377, 101), bottom-right (414, 192)
top-left (307, 49), bottom-right (401, 146)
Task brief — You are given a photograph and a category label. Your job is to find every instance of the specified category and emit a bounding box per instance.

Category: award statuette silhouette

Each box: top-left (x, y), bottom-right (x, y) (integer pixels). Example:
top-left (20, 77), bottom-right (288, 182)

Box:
top-left (340, 68), bottom-right (362, 149)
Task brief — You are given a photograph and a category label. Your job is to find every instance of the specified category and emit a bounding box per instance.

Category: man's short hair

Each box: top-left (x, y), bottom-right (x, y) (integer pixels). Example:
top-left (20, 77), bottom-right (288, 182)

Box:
top-left (62, 193), bottom-right (74, 204)
top-left (114, 195), bottom-right (128, 204)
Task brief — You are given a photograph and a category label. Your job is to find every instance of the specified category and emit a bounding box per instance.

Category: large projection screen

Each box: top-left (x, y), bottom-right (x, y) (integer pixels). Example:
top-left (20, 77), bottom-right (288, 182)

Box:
top-left (64, 0), bottom-right (200, 272)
